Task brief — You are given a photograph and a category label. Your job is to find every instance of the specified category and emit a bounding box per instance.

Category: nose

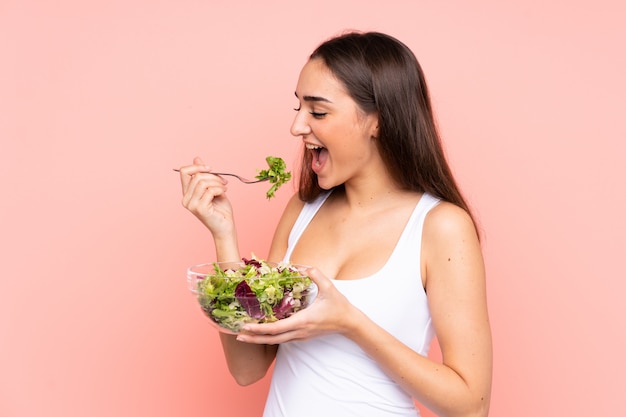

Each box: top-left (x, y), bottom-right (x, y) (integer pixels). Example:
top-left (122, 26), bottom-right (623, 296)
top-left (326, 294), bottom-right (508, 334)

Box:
top-left (290, 110), bottom-right (311, 137)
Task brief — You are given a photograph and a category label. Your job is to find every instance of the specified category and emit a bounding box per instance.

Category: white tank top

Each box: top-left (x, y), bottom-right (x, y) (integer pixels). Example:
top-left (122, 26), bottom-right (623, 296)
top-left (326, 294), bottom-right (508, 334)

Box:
top-left (263, 192), bottom-right (440, 417)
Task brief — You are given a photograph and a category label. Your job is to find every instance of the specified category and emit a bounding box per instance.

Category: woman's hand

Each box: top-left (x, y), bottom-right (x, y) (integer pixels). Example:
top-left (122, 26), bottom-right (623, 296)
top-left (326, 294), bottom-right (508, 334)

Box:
top-left (178, 157), bottom-right (235, 238)
top-left (235, 267), bottom-right (361, 345)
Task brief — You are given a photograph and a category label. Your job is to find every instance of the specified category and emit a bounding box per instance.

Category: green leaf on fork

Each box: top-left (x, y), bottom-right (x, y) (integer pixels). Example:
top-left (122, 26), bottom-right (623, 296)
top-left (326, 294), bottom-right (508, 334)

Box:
top-left (256, 156), bottom-right (292, 199)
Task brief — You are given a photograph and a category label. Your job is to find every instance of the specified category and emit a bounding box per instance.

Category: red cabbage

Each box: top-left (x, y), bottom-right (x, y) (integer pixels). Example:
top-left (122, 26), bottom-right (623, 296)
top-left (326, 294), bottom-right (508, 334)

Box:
top-left (234, 281), bottom-right (264, 319)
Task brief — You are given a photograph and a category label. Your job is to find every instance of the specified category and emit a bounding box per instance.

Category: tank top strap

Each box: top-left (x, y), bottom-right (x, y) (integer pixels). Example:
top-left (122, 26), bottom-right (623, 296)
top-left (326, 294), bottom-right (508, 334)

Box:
top-left (412, 193), bottom-right (441, 225)
top-left (391, 192), bottom-right (441, 266)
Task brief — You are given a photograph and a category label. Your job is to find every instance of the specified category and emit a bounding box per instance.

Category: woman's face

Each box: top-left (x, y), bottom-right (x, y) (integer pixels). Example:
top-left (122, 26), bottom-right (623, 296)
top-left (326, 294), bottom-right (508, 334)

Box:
top-left (291, 58), bottom-right (379, 190)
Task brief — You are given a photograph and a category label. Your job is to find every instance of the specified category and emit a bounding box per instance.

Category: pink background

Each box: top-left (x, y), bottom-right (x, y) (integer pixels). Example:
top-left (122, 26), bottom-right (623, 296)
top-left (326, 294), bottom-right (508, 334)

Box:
top-left (2, 1), bottom-right (625, 416)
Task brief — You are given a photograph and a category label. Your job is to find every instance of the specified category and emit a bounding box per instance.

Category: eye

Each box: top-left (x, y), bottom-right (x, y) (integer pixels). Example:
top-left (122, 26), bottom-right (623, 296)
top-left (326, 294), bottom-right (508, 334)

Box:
top-left (310, 111), bottom-right (327, 119)
top-left (292, 107), bottom-right (326, 119)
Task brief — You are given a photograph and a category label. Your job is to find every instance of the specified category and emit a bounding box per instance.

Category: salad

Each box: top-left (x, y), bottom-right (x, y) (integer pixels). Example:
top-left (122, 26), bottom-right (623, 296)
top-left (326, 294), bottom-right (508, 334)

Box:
top-left (256, 156), bottom-right (292, 199)
top-left (195, 257), bottom-right (315, 333)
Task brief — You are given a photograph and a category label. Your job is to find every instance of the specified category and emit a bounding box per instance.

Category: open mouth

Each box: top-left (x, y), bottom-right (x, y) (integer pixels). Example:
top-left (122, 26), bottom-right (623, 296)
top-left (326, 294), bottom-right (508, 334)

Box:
top-left (305, 143), bottom-right (327, 168)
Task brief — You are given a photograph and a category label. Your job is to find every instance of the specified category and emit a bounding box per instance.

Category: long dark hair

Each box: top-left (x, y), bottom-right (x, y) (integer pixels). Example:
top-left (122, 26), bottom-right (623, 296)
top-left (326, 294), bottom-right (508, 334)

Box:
top-left (298, 31), bottom-right (478, 230)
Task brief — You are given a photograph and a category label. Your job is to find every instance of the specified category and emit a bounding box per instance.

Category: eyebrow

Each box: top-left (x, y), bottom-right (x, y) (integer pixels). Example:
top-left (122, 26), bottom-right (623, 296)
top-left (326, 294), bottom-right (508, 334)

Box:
top-left (294, 92), bottom-right (333, 103)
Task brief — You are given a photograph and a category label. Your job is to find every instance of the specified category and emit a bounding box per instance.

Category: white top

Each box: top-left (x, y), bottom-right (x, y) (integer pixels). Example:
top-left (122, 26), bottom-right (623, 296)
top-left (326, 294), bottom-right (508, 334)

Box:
top-left (263, 192), bottom-right (441, 417)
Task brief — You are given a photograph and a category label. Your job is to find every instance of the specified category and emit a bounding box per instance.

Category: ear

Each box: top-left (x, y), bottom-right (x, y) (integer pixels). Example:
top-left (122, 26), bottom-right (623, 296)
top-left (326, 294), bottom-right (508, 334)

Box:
top-left (371, 123), bottom-right (379, 140)
top-left (368, 113), bottom-right (379, 139)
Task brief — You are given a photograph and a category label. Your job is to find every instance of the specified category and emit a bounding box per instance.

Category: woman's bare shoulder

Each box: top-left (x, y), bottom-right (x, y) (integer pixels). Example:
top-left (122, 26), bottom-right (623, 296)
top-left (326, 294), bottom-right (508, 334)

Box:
top-left (424, 201), bottom-right (478, 243)
top-left (421, 200), bottom-right (484, 288)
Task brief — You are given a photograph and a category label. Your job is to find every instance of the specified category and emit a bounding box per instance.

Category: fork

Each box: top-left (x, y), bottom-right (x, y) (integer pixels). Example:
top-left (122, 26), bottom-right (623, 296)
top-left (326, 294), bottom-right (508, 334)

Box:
top-left (172, 169), bottom-right (268, 184)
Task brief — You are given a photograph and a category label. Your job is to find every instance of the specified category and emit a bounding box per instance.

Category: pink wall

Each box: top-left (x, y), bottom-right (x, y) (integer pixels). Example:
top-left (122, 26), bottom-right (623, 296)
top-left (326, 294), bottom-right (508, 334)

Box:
top-left (2, 1), bottom-right (625, 416)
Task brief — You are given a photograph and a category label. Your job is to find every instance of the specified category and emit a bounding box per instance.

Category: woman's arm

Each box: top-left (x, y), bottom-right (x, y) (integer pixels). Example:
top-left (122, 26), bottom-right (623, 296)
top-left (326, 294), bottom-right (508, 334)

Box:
top-left (344, 202), bottom-right (492, 417)
top-left (218, 194), bottom-right (304, 385)
top-left (237, 202), bottom-right (492, 416)
top-left (180, 162), bottom-right (304, 385)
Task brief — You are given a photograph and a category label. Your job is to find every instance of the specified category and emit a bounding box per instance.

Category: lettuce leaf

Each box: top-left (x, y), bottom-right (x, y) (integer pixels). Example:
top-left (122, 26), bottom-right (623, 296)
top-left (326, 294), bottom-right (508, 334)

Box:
top-left (256, 156), bottom-right (292, 199)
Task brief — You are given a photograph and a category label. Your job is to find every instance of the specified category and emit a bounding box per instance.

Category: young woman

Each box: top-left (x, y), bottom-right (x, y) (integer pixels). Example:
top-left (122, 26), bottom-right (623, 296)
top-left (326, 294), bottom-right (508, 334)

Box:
top-left (179, 31), bottom-right (492, 417)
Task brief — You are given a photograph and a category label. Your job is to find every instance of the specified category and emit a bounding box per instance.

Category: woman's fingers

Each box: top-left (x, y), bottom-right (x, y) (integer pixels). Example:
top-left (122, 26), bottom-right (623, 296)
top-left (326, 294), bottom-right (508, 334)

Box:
top-left (179, 159), bottom-right (228, 206)
top-left (183, 174), bottom-right (218, 203)
top-left (237, 315), bottom-right (312, 344)
top-left (176, 159), bottom-right (236, 234)
top-left (237, 328), bottom-right (304, 345)
top-left (177, 157), bottom-right (218, 193)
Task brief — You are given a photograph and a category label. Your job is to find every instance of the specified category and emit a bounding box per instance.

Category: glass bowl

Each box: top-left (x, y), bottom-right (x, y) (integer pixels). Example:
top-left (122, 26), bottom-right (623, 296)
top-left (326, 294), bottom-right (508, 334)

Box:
top-left (187, 260), bottom-right (317, 334)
